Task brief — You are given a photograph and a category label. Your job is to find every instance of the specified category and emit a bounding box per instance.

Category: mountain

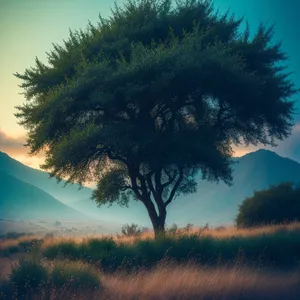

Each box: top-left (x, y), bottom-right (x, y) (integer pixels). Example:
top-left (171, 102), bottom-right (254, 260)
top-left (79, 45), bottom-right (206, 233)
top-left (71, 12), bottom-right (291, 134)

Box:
top-left (0, 151), bottom-right (146, 224)
top-left (1, 149), bottom-right (300, 227)
top-left (0, 171), bottom-right (89, 220)
top-left (168, 149), bottom-right (300, 226)
top-left (0, 151), bottom-right (92, 204)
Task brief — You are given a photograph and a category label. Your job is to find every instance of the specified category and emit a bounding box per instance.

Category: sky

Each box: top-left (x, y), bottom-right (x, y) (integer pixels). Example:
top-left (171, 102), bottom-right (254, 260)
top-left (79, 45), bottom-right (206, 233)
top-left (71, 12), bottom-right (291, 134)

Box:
top-left (0, 0), bottom-right (299, 169)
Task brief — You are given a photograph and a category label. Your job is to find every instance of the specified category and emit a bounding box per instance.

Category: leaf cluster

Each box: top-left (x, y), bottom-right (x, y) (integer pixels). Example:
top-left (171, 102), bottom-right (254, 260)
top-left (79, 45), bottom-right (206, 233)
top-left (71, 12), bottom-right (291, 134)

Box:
top-left (15, 0), bottom-right (297, 208)
top-left (236, 182), bottom-right (300, 228)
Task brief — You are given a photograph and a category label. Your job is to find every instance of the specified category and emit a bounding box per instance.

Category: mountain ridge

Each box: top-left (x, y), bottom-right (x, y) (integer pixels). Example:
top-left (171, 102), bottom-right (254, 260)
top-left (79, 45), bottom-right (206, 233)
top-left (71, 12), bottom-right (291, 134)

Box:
top-left (0, 170), bottom-right (91, 220)
top-left (0, 151), bottom-right (92, 204)
top-left (1, 149), bottom-right (300, 227)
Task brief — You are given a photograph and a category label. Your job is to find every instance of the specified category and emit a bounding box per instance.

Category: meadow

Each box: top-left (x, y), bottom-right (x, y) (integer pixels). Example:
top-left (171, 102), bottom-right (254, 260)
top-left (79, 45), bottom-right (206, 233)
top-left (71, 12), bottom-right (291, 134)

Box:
top-left (1, 222), bottom-right (300, 299)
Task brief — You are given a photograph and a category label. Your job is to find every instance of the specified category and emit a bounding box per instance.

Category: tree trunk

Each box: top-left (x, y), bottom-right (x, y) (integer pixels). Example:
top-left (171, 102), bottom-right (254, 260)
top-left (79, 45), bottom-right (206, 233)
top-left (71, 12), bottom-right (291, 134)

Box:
top-left (153, 220), bottom-right (166, 238)
top-left (141, 200), bottom-right (166, 238)
top-left (151, 211), bottom-right (166, 239)
top-left (136, 191), bottom-right (167, 239)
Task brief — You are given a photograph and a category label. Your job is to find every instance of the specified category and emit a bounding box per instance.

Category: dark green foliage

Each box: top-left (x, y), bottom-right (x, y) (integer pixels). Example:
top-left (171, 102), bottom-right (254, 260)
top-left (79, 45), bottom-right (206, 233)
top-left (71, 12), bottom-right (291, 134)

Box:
top-left (18, 240), bottom-right (33, 252)
top-left (43, 238), bottom-right (117, 266)
top-left (1, 259), bottom-right (101, 299)
top-left (49, 261), bottom-right (101, 290)
top-left (121, 223), bottom-right (142, 236)
top-left (43, 241), bottom-right (81, 259)
top-left (7, 245), bottom-right (19, 254)
top-left (0, 278), bottom-right (14, 300)
top-left (236, 182), bottom-right (300, 228)
top-left (15, 0), bottom-right (297, 235)
top-left (42, 228), bottom-right (300, 272)
top-left (82, 237), bottom-right (117, 263)
top-left (10, 258), bottom-right (48, 294)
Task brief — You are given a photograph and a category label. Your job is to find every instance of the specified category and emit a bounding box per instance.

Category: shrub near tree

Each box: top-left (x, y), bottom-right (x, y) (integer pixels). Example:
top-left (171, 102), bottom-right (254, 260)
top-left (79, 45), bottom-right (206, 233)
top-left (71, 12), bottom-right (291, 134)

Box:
top-left (236, 182), bottom-right (300, 228)
top-left (15, 0), bottom-right (297, 237)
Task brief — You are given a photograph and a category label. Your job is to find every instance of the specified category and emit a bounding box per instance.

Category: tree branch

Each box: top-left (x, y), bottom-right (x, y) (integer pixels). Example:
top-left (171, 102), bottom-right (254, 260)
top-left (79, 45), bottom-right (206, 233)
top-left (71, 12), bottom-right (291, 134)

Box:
top-left (164, 166), bottom-right (184, 207)
top-left (161, 167), bottom-right (177, 189)
top-left (128, 166), bottom-right (144, 200)
top-left (146, 169), bottom-right (165, 208)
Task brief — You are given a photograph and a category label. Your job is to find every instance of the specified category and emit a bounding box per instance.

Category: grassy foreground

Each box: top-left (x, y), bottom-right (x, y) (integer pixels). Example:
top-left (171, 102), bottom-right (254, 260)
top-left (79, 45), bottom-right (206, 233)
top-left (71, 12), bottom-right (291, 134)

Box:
top-left (39, 222), bottom-right (300, 271)
top-left (1, 223), bottom-right (300, 299)
top-left (1, 259), bottom-right (299, 300)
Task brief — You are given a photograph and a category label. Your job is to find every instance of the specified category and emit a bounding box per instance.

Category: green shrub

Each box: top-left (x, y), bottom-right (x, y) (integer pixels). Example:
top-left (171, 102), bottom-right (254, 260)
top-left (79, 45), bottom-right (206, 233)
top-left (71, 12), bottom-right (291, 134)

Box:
top-left (8, 245), bottom-right (19, 254)
top-left (42, 229), bottom-right (300, 272)
top-left (43, 244), bottom-right (61, 259)
top-left (43, 241), bottom-right (80, 259)
top-left (10, 258), bottom-right (48, 293)
top-left (18, 240), bottom-right (32, 251)
top-left (86, 237), bottom-right (116, 253)
top-left (166, 223), bottom-right (178, 236)
top-left (121, 223), bottom-right (142, 237)
top-left (81, 237), bottom-right (117, 267)
top-left (0, 277), bottom-right (14, 300)
top-left (49, 261), bottom-right (101, 291)
top-left (236, 182), bottom-right (300, 228)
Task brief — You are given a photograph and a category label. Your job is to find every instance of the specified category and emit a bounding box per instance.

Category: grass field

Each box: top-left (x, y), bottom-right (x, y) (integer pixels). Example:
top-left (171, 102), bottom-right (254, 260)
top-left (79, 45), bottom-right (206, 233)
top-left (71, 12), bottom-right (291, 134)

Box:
top-left (0, 222), bottom-right (299, 299)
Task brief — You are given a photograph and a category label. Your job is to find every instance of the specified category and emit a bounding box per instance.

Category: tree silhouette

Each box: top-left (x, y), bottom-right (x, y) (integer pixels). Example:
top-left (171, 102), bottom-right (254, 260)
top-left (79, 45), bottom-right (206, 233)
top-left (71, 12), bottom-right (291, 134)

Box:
top-left (15, 0), bottom-right (297, 236)
top-left (236, 182), bottom-right (300, 227)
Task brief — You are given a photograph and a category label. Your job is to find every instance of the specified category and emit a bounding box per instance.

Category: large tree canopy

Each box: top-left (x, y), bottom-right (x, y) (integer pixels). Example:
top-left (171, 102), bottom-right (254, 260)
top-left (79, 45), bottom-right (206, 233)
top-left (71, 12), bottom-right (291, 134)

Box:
top-left (15, 0), bottom-right (297, 236)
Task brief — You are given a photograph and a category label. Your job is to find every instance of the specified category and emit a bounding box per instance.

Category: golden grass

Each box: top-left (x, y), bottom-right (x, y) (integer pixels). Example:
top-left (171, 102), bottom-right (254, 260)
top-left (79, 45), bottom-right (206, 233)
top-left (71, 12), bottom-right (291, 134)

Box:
top-left (102, 263), bottom-right (300, 300)
top-left (2, 221), bottom-right (300, 251)
top-left (1, 221), bottom-right (300, 300)
top-left (114, 221), bottom-right (300, 243)
top-left (23, 263), bottom-right (300, 300)
top-left (0, 235), bottom-right (40, 251)
top-left (197, 221), bottom-right (300, 238)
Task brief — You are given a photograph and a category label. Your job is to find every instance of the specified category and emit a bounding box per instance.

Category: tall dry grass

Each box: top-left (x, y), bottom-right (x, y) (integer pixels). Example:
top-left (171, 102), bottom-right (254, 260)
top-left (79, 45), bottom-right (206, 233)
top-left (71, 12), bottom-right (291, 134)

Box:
top-left (102, 263), bottom-right (300, 300)
top-left (114, 221), bottom-right (300, 244)
top-left (2, 221), bottom-right (300, 251)
top-left (1, 222), bottom-right (300, 299)
top-left (21, 263), bottom-right (300, 300)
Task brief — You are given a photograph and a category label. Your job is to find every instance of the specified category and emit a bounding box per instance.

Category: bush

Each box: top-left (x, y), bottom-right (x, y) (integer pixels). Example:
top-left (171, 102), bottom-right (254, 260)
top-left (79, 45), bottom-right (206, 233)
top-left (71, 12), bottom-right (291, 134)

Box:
top-left (121, 223), bottom-right (142, 237)
top-left (43, 241), bottom-right (80, 259)
top-left (0, 277), bottom-right (14, 299)
top-left (41, 227), bottom-right (300, 272)
top-left (81, 237), bottom-right (117, 263)
top-left (236, 182), bottom-right (300, 228)
top-left (8, 245), bottom-right (19, 254)
top-left (18, 240), bottom-right (32, 251)
top-left (49, 261), bottom-right (101, 291)
top-left (10, 258), bottom-right (48, 294)
top-left (166, 223), bottom-right (178, 236)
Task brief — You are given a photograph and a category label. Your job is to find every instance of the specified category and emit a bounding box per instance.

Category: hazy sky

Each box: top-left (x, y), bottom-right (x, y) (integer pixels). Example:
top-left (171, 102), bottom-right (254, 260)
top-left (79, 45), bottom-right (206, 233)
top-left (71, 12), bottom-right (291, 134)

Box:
top-left (0, 0), bottom-right (299, 168)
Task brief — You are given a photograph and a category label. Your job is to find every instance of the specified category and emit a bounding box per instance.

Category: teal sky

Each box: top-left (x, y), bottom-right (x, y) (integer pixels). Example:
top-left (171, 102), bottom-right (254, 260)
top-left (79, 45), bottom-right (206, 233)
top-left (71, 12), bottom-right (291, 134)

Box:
top-left (0, 0), bottom-right (299, 167)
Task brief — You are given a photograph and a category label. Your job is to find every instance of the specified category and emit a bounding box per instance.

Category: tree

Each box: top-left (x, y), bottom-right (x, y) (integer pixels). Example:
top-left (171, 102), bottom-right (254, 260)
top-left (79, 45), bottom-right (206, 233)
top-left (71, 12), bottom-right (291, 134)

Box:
top-left (15, 0), bottom-right (297, 237)
top-left (236, 182), bottom-right (300, 228)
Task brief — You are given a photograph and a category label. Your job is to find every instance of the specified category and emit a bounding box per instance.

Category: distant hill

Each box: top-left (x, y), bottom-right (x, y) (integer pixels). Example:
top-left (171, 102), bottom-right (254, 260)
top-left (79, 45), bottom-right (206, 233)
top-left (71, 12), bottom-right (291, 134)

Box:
top-left (0, 171), bottom-right (89, 220)
top-left (0, 151), bottom-right (92, 203)
top-left (0, 151), bottom-right (146, 224)
top-left (1, 149), bottom-right (300, 227)
top-left (168, 149), bottom-right (300, 226)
